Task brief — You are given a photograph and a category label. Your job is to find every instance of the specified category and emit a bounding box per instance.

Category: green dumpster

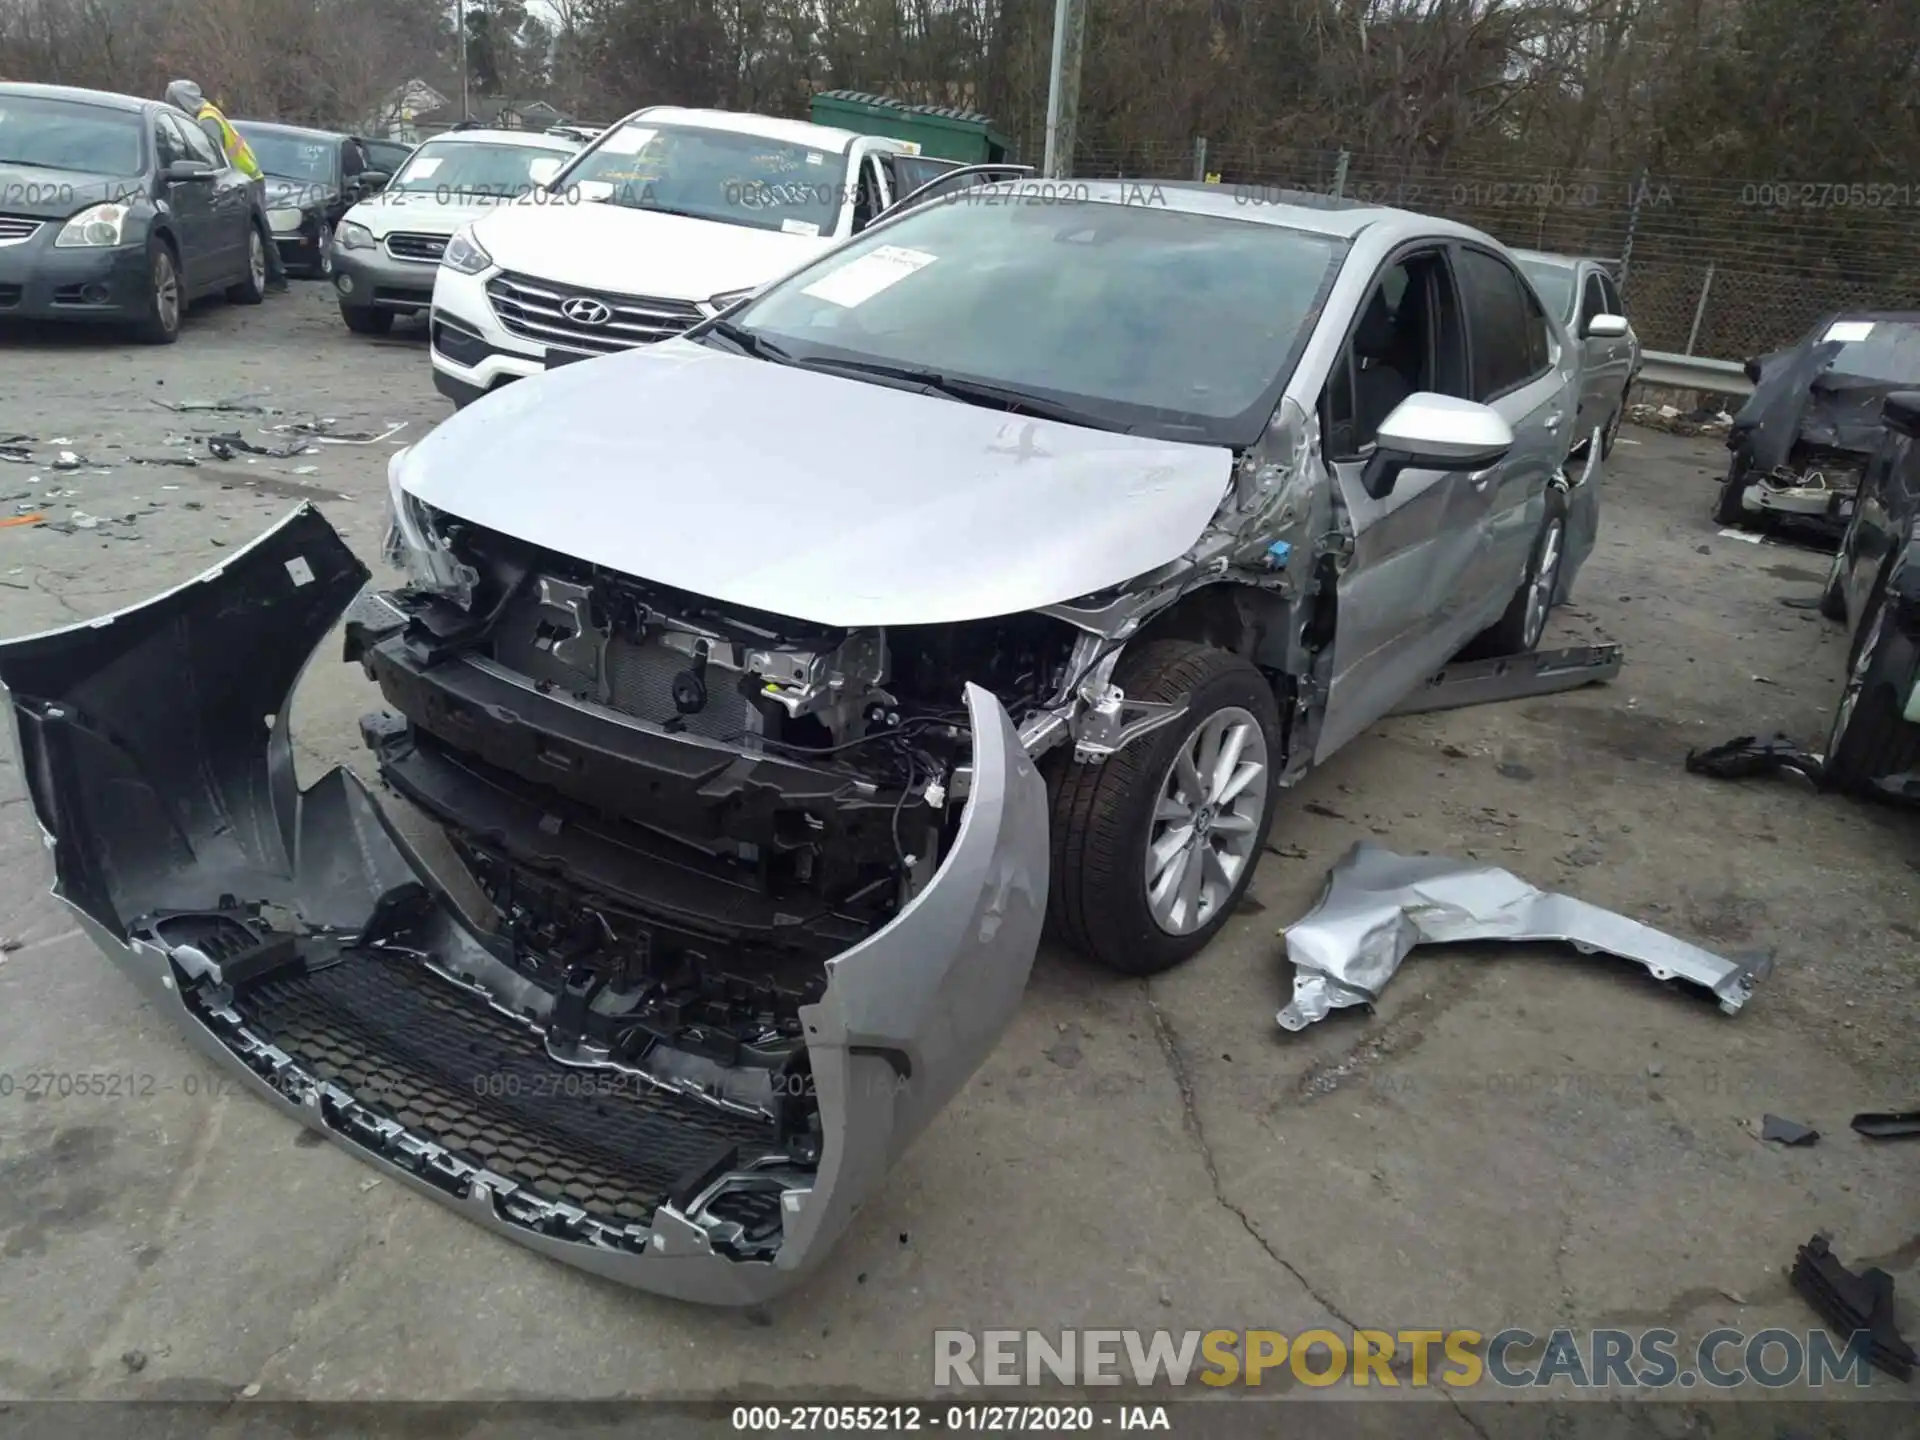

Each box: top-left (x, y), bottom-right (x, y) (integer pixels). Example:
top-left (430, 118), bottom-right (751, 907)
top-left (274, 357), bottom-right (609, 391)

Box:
top-left (808, 91), bottom-right (1014, 165)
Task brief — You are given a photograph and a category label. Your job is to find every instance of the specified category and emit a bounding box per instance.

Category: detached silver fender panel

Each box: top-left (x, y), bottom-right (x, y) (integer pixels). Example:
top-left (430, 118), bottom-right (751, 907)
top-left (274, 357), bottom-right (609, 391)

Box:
top-left (0, 504), bottom-right (1049, 1305)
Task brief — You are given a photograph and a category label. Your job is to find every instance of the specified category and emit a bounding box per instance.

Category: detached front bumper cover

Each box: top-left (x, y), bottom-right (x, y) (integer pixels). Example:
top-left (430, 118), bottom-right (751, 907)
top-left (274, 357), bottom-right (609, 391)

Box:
top-left (0, 505), bottom-right (1049, 1304)
top-left (1276, 843), bottom-right (1772, 1031)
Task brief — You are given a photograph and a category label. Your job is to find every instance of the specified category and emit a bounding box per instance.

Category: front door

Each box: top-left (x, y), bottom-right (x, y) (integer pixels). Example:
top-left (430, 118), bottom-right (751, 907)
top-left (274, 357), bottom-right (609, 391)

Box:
top-left (152, 115), bottom-right (214, 287)
top-left (168, 113), bottom-right (249, 278)
top-left (1451, 243), bottom-right (1569, 619)
top-left (1316, 247), bottom-right (1490, 761)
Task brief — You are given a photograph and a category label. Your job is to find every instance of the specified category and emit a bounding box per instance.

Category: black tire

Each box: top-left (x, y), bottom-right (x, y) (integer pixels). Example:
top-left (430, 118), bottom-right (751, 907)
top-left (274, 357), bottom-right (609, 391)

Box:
top-left (226, 224), bottom-right (268, 305)
top-left (1599, 387), bottom-right (1627, 459)
top-left (1467, 486), bottom-right (1569, 658)
top-left (134, 236), bottom-right (182, 345)
top-left (1713, 454), bottom-right (1750, 527)
top-left (311, 221), bottom-right (334, 278)
top-left (341, 305), bottom-right (394, 335)
top-left (1825, 584), bottom-right (1920, 793)
top-left (1047, 640), bottom-right (1281, 976)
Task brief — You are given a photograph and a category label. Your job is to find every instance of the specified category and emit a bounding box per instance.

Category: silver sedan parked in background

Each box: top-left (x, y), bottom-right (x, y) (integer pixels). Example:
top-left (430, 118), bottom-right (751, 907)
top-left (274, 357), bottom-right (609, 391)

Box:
top-left (1516, 249), bottom-right (1640, 459)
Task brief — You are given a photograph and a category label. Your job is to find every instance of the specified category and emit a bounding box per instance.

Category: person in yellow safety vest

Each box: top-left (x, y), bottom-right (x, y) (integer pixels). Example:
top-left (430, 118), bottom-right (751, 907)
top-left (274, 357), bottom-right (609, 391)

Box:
top-left (162, 79), bottom-right (289, 291)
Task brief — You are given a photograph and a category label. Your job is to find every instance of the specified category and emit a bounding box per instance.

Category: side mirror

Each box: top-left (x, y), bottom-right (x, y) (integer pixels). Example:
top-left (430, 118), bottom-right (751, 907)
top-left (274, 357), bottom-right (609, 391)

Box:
top-left (1884, 391), bottom-right (1920, 440)
top-left (1360, 393), bottom-right (1514, 500)
top-left (1743, 357), bottom-right (1762, 383)
top-left (527, 157), bottom-right (562, 186)
top-left (357, 169), bottom-right (390, 193)
top-left (1585, 312), bottom-right (1629, 339)
top-left (164, 159), bottom-right (216, 183)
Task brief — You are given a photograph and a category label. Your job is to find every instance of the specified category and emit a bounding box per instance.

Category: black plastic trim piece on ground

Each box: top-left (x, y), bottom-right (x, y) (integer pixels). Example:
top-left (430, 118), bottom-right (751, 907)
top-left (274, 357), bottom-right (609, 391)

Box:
top-left (1789, 1233), bottom-right (1917, 1381)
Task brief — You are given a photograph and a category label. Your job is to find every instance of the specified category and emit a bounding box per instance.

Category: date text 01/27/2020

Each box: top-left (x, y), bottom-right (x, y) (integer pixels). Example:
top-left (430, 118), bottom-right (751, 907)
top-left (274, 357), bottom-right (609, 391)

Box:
top-left (730, 1405), bottom-right (1172, 1431)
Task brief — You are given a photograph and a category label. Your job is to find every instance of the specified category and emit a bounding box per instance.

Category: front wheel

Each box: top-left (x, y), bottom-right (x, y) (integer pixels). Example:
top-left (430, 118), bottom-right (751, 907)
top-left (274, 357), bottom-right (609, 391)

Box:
top-left (1825, 587), bottom-right (1920, 794)
top-left (1600, 389), bottom-right (1627, 459)
top-left (135, 238), bottom-right (182, 344)
top-left (312, 222), bottom-right (334, 278)
top-left (340, 305), bottom-right (393, 335)
top-left (1047, 641), bottom-right (1281, 975)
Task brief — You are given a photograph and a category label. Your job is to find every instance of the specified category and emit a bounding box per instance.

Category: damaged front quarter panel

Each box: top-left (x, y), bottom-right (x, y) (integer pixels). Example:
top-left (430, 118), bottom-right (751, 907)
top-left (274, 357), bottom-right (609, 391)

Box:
top-left (1276, 842), bottom-right (1772, 1031)
top-left (0, 505), bottom-right (1050, 1305)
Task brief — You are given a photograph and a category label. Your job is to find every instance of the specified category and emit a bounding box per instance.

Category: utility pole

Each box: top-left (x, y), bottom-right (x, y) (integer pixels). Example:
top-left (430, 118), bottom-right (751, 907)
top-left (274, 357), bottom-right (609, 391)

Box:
top-left (458, 0), bottom-right (470, 122)
top-left (1040, 0), bottom-right (1086, 179)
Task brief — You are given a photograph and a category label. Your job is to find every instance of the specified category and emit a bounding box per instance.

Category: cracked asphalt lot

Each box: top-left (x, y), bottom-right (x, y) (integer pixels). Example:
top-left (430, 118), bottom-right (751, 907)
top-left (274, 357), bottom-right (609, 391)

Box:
top-left (0, 285), bottom-right (1916, 1413)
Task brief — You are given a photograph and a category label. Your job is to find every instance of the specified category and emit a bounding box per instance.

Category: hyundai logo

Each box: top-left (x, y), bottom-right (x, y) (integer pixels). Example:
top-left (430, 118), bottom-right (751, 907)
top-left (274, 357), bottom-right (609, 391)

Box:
top-left (561, 296), bottom-right (613, 326)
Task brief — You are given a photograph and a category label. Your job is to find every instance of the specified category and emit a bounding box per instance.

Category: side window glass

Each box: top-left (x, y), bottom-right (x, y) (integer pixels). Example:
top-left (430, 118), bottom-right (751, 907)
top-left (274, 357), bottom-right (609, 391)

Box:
top-left (1455, 248), bottom-right (1537, 400)
top-left (1578, 274), bottom-right (1605, 331)
top-left (852, 155), bottom-right (886, 230)
top-left (1327, 252), bottom-right (1457, 457)
top-left (171, 114), bottom-right (221, 167)
top-left (1598, 272), bottom-right (1625, 318)
top-left (153, 118), bottom-right (183, 168)
top-left (1521, 283), bottom-right (1552, 375)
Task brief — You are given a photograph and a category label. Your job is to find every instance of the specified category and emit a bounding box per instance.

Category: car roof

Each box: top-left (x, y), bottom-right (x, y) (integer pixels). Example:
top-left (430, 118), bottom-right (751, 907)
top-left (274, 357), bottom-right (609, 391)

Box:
top-left (1000, 179), bottom-right (1499, 246)
top-left (412, 127), bottom-right (575, 151)
top-left (232, 120), bottom-right (349, 142)
top-left (0, 82), bottom-right (150, 113)
top-left (1510, 248), bottom-right (1609, 270)
top-left (616, 106), bottom-right (864, 153)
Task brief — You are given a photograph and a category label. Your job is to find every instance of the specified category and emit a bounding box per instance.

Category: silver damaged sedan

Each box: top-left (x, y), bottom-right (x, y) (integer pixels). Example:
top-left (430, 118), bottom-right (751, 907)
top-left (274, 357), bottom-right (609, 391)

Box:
top-left (0, 180), bottom-right (1597, 1303)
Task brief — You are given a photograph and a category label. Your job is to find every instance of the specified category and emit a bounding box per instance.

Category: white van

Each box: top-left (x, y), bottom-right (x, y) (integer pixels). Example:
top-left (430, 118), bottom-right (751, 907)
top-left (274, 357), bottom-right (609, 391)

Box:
top-left (426, 106), bottom-right (972, 407)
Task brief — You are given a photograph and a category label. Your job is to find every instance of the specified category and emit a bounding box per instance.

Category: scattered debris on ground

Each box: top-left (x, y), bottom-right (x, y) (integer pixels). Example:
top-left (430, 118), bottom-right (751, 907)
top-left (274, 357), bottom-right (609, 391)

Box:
top-left (1685, 733), bottom-right (1825, 785)
top-left (207, 433), bottom-right (316, 462)
top-left (1850, 1110), bottom-right (1920, 1140)
top-left (1630, 402), bottom-right (1736, 438)
top-left (1760, 1113), bottom-right (1820, 1146)
top-left (1789, 1234), bottom-right (1916, 1380)
top-left (1275, 842), bottom-right (1771, 1032)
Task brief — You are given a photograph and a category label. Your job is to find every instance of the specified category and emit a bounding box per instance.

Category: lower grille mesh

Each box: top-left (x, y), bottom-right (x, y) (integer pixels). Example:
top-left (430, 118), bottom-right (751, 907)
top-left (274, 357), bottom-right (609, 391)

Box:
top-left (606, 636), bottom-right (751, 741)
top-left (231, 948), bottom-right (776, 1223)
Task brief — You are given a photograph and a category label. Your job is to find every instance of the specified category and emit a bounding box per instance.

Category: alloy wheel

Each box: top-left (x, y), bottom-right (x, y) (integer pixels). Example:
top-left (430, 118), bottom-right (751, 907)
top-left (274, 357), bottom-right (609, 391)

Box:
top-left (1523, 519), bottom-right (1565, 650)
top-left (153, 251), bottom-right (180, 332)
top-left (1143, 706), bottom-right (1269, 936)
top-left (248, 229), bottom-right (266, 292)
top-left (1828, 601), bottom-right (1886, 760)
top-left (316, 223), bottom-right (333, 276)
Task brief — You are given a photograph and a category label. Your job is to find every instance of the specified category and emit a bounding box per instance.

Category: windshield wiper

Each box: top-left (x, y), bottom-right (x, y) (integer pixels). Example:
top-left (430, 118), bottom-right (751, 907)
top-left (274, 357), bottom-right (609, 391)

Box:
top-left (789, 356), bottom-right (1121, 430)
top-left (705, 319), bottom-right (793, 364)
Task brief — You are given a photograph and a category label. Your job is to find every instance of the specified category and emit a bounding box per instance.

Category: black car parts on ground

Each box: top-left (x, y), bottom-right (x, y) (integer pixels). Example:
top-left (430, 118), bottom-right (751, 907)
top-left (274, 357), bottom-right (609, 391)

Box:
top-left (0, 83), bottom-right (269, 343)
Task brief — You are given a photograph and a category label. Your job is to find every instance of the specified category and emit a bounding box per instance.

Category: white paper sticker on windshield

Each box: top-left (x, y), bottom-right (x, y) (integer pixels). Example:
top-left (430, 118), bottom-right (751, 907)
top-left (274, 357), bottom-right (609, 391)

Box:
top-left (781, 218), bottom-right (821, 236)
top-left (800, 245), bottom-right (936, 307)
top-left (399, 156), bottom-right (443, 182)
top-left (805, 152), bottom-right (825, 166)
top-left (598, 125), bottom-right (657, 156)
top-left (1824, 320), bottom-right (1874, 343)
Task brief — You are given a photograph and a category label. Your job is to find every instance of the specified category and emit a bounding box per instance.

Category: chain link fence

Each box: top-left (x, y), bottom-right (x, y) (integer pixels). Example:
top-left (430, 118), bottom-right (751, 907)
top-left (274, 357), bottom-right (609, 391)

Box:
top-left (1016, 134), bottom-right (1920, 362)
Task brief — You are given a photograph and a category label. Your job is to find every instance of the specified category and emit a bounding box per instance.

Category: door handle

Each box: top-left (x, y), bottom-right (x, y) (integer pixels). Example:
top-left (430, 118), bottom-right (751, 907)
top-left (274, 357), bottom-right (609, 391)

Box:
top-left (1469, 468), bottom-right (1496, 491)
top-left (1544, 412), bottom-right (1563, 431)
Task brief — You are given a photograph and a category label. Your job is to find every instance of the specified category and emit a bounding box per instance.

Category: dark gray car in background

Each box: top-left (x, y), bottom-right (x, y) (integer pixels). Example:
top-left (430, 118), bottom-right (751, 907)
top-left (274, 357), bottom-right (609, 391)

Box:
top-left (0, 83), bottom-right (268, 342)
top-left (232, 120), bottom-right (392, 278)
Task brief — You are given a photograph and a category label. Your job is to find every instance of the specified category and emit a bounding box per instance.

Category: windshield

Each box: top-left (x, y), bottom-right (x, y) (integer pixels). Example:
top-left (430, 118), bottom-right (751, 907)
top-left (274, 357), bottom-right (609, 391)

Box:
top-left (727, 193), bottom-right (1346, 442)
top-left (561, 120), bottom-right (850, 236)
top-left (237, 128), bottom-right (336, 184)
top-left (387, 139), bottom-right (570, 199)
top-left (1823, 322), bottom-right (1920, 385)
top-left (1518, 259), bottom-right (1576, 324)
top-left (0, 96), bottom-right (144, 177)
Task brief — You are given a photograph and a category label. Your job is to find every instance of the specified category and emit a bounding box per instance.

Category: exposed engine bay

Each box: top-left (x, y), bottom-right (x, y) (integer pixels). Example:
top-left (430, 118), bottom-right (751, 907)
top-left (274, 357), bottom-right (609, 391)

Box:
top-left (347, 502), bottom-right (1092, 1227)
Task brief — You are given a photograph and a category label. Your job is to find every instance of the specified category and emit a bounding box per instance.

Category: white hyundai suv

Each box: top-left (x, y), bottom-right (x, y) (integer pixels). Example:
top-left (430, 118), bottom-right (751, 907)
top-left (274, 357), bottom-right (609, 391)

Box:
top-left (427, 106), bottom-right (965, 407)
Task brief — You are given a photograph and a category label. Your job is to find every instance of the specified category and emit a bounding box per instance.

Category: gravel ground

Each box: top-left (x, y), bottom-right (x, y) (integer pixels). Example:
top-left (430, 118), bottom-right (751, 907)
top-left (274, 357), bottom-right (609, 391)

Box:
top-left (0, 283), bottom-right (1915, 1419)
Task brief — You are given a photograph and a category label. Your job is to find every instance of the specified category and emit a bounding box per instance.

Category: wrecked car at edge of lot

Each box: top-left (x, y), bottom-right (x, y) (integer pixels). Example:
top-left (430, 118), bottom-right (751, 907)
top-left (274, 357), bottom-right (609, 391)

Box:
top-left (1715, 311), bottom-right (1920, 539)
top-left (1816, 389), bottom-right (1920, 799)
top-left (0, 181), bottom-right (1603, 1304)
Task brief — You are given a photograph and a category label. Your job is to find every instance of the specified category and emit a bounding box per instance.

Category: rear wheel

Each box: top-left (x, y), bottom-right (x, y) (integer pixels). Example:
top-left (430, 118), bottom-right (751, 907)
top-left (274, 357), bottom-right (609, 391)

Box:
top-left (1047, 641), bottom-right (1280, 975)
top-left (312, 221), bottom-right (334, 278)
top-left (1600, 388), bottom-right (1627, 459)
top-left (1468, 487), bottom-right (1568, 658)
top-left (227, 225), bottom-right (268, 305)
top-left (135, 238), bottom-right (182, 345)
top-left (341, 305), bottom-right (394, 335)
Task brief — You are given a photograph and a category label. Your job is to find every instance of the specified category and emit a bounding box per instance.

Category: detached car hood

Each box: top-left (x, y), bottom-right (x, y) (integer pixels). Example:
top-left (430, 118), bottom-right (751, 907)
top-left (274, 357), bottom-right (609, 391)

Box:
top-left (472, 201), bottom-right (830, 300)
top-left (398, 338), bottom-right (1235, 627)
top-left (0, 167), bottom-right (131, 220)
